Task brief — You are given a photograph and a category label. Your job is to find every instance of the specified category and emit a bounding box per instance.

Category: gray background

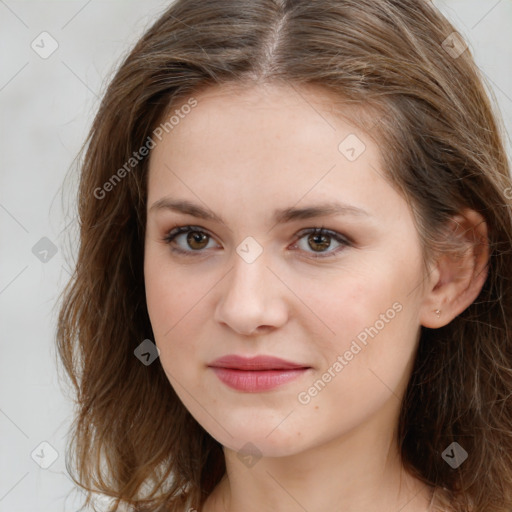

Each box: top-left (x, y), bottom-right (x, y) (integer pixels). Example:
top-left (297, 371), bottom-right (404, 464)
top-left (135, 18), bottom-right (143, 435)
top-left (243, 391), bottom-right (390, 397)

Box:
top-left (0, 1), bottom-right (511, 510)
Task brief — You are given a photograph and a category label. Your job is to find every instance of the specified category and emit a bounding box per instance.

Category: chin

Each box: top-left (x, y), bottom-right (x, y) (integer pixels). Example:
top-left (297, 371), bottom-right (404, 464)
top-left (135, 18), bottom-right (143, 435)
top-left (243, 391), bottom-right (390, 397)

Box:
top-left (200, 417), bottom-right (310, 458)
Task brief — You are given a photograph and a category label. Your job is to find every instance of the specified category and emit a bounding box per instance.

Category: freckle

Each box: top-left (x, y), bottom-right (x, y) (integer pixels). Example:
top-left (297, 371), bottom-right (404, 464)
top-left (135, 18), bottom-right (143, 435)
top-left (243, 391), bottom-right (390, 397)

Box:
top-left (314, 406), bottom-right (319, 410)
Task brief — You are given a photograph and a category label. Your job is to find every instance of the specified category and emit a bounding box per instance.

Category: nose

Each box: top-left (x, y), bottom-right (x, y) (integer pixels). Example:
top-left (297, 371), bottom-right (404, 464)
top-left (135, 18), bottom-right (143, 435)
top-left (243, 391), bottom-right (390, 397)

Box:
top-left (213, 250), bottom-right (289, 336)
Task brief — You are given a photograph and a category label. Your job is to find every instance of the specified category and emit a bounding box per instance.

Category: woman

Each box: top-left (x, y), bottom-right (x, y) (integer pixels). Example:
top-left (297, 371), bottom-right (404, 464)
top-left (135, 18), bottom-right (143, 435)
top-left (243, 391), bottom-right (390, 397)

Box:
top-left (56, 1), bottom-right (512, 511)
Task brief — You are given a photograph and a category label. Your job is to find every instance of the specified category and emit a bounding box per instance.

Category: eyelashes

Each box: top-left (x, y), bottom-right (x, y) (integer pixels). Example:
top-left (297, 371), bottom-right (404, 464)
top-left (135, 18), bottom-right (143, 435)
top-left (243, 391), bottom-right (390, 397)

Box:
top-left (162, 225), bottom-right (352, 259)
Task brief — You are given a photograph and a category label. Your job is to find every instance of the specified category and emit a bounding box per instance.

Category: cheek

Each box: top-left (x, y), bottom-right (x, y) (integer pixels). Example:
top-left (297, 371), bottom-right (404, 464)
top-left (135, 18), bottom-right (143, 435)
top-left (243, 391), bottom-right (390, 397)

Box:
top-left (317, 261), bottom-right (421, 400)
top-left (308, 255), bottom-right (421, 378)
top-left (301, 263), bottom-right (401, 346)
top-left (143, 250), bottom-right (213, 376)
top-left (144, 245), bottom-right (200, 335)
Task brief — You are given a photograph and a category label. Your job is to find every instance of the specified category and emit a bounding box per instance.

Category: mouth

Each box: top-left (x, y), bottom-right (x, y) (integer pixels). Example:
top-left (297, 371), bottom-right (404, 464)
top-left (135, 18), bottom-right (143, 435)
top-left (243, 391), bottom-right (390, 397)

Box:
top-left (208, 354), bottom-right (310, 371)
top-left (208, 355), bottom-right (311, 392)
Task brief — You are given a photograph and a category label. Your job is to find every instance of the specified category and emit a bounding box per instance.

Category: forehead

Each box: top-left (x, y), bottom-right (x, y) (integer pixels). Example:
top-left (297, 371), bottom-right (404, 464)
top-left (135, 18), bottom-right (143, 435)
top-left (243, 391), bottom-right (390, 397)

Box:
top-left (149, 83), bottom-right (381, 173)
top-left (146, 82), bottom-right (403, 225)
top-left (166, 81), bottom-right (372, 140)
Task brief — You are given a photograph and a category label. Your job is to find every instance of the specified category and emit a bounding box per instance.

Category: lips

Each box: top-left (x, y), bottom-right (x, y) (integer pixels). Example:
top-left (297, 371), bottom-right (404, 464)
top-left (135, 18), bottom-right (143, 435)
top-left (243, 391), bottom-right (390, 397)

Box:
top-left (208, 354), bottom-right (309, 371)
top-left (207, 355), bottom-right (311, 392)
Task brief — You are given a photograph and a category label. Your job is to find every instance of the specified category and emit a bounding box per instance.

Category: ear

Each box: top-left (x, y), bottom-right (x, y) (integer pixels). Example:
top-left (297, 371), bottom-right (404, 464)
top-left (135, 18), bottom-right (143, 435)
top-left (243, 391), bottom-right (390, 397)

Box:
top-left (420, 209), bottom-right (489, 329)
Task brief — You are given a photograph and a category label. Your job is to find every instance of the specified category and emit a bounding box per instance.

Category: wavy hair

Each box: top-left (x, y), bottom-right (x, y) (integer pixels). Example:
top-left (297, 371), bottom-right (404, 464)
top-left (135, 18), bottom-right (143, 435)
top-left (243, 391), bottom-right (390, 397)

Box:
top-left (56, 0), bottom-right (512, 510)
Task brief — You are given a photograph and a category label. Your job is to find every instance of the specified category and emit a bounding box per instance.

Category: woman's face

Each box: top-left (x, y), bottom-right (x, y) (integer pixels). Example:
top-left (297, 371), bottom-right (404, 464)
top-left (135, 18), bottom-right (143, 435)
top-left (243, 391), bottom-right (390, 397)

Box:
top-left (144, 83), bottom-right (429, 457)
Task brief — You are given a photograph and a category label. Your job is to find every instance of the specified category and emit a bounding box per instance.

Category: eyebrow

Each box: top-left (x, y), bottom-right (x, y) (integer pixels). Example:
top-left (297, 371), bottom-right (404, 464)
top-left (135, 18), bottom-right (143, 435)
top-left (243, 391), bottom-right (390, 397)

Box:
top-left (149, 198), bottom-right (370, 224)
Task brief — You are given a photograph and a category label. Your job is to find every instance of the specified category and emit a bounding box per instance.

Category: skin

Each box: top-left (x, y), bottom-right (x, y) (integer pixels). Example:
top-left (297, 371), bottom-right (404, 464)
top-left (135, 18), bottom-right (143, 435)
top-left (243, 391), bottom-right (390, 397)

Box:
top-left (143, 82), bottom-right (489, 512)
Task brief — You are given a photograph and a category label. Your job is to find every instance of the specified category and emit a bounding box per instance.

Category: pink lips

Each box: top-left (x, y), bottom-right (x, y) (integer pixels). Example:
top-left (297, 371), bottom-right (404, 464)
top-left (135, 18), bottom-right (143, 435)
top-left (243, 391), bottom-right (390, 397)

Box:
top-left (208, 355), bottom-right (311, 392)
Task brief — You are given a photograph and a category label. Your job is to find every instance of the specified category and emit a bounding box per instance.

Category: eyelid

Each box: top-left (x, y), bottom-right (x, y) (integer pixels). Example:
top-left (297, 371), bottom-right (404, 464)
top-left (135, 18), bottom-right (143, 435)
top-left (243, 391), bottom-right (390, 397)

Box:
top-left (295, 226), bottom-right (353, 246)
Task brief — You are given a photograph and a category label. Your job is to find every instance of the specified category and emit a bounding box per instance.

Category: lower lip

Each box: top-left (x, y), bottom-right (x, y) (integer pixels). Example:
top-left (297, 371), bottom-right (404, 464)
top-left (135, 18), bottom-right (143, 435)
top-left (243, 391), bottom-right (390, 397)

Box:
top-left (210, 367), bottom-right (310, 392)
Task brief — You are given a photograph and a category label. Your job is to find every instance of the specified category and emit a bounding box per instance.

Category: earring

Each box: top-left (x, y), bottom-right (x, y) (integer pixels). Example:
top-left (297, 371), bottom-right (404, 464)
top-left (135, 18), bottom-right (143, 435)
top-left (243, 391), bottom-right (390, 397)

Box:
top-left (434, 309), bottom-right (441, 318)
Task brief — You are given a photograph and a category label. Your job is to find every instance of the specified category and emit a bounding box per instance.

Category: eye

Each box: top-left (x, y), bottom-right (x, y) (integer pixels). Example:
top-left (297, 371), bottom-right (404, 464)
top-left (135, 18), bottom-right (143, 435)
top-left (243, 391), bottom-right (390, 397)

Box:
top-left (291, 227), bottom-right (351, 259)
top-left (162, 225), bottom-right (218, 256)
top-left (162, 225), bottom-right (351, 258)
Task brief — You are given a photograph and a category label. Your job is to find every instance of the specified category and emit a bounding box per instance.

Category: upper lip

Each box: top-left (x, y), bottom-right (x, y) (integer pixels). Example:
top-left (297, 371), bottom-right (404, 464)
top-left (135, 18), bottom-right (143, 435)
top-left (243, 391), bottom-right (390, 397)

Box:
top-left (208, 355), bottom-right (310, 371)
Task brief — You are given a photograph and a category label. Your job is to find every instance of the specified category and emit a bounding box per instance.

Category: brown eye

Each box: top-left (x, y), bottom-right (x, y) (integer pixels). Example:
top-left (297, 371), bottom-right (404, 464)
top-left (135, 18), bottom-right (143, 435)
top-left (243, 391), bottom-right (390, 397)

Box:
top-left (186, 231), bottom-right (210, 250)
top-left (293, 227), bottom-right (351, 259)
top-left (307, 232), bottom-right (331, 252)
top-left (163, 226), bottom-right (218, 255)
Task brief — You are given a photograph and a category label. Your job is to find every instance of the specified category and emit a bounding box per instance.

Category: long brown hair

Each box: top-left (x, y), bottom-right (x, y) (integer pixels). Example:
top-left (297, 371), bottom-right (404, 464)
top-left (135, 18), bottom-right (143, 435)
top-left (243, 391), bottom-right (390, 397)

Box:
top-left (56, 1), bottom-right (512, 510)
